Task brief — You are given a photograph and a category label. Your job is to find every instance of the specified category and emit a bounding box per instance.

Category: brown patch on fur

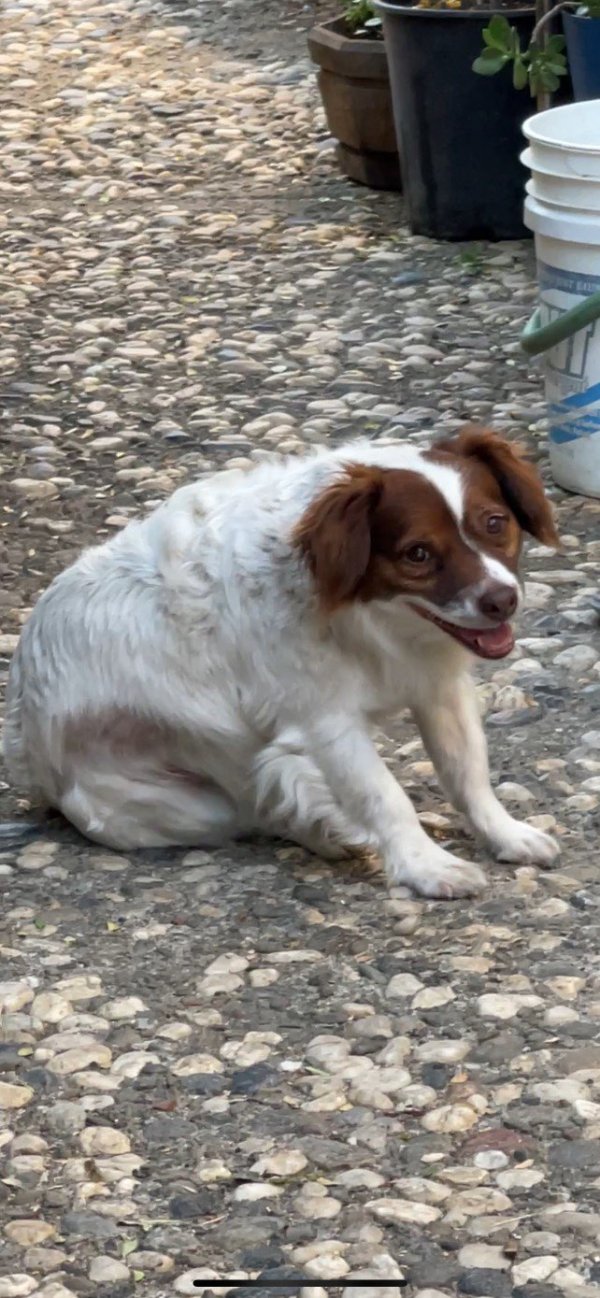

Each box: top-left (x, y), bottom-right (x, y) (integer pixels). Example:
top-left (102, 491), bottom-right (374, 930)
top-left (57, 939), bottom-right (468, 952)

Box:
top-left (294, 463), bottom-right (508, 613)
top-left (362, 470), bottom-right (485, 605)
top-left (431, 425), bottom-right (559, 549)
top-left (63, 710), bottom-right (173, 761)
top-left (62, 710), bottom-right (221, 792)
top-left (293, 464), bottom-right (385, 611)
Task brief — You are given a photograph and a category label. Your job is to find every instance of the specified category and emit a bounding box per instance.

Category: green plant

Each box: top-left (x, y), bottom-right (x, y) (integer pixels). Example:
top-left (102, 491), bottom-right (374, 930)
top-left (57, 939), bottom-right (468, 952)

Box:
top-left (456, 247), bottom-right (485, 275)
top-left (342, 0), bottom-right (382, 36)
top-left (473, 13), bottom-right (568, 96)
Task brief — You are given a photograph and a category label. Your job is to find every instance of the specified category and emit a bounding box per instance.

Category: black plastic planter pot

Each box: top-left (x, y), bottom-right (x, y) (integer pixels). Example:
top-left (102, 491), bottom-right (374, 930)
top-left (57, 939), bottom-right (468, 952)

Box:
top-left (373, 2), bottom-right (535, 240)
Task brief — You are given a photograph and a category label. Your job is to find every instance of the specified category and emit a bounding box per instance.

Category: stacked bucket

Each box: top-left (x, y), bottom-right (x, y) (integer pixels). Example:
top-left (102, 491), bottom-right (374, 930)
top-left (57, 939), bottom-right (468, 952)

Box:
top-left (521, 101), bottom-right (600, 497)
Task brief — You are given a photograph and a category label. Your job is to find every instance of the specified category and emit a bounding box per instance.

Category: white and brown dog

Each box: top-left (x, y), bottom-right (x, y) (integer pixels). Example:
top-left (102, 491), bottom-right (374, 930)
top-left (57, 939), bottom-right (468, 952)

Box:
top-left (3, 426), bottom-right (560, 897)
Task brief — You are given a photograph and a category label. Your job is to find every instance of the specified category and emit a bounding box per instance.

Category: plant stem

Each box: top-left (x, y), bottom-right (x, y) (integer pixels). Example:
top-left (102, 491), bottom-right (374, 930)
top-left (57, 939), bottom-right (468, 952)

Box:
top-left (531, 0), bottom-right (576, 45)
top-left (532, 0), bottom-right (577, 109)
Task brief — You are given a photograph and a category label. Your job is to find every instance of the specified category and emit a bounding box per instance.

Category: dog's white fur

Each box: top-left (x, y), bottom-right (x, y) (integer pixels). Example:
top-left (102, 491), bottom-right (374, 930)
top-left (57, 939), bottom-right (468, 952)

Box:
top-left (4, 441), bottom-right (558, 897)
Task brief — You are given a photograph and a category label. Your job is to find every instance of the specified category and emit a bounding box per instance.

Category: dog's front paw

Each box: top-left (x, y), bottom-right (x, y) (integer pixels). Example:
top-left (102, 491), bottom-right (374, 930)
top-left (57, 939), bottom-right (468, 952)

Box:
top-left (489, 819), bottom-right (559, 867)
top-left (388, 850), bottom-right (487, 900)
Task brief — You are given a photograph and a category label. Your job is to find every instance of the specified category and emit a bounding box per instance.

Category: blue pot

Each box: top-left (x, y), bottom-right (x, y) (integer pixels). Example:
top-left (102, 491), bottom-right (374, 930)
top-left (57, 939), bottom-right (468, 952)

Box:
top-left (563, 11), bottom-right (600, 100)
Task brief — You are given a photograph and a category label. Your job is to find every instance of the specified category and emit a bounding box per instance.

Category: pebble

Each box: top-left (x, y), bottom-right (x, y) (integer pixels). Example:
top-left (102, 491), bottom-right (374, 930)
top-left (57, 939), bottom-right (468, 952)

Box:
top-left (512, 1257), bottom-right (560, 1285)
top-left (422, 1104), bottom-right (481, 1133)
top-left (55, 976), bottom-right (103, 1001)
top-left (445, 1188), bottom-right (512, 1223)
top-left (474, 1151), bottom-right (509, 1171)
top-left (554, 645), bottom-right (598, 671)
top-left (171, 1053), bottom-right (224, 1076)
top-left (203, 953), bottom-right (249, 976)
top-left (23, 1248), bottom-right (68, 1274)
top-left (367, 1198), bottom-right (442, 1225)
top-left (496, 781), bottom-right (535, 804)
top-left (478, 994), bottom-right (543, 1020)
top-left (4, 1220), bottom-right (56, 1245)
top-left (39, 1286), bottom-right (77, 1298)
top-left (0, 1081), bottom-right (33, 1108)
top-left (304, 1256), bottom-right (350, 1279)
top-left (252, 1149), bottom-right (307, 1176)
top-left (0, 981), bottom-right (35, 1013)
top-left (174, 1273), bottom-right (222, 1296)
top-left (386, 974), bottom-right (424, 999)
top-left (233, 1183), bottom-right (281, 1201)
top-left (249, 968), bottom-right (279, 988)
top-left (88, 1257), bottom-right (131, 1284)
top-left (0, 1281), bottom-right (39, 1298)
top-left (31, 993), bottom-right (72, 1023)
top-left (458, 1245), bottom-right (511, 1270)
top-left (197, 973), bottom-right (244, 997)
top-left (100, 996), bottom-right (147, 1019)
top-left (79, 1128), bottom-right (131, 1156)
top-left (47, 1045), bottom-right (112, 1075)
top-left (522, 1232), bottom-right (561, 1253)
top-left (496, 1167), bottom-right (545, 1189)
top-left (126, 1251), bottom-right (174, 1273)
top-left (394, 1177), bottom-right (449, 1205)
top-left (335, 1169), bottom-right (386, 1189)
top-left (412, 985), bottom-right (455, 1009)
top-left (416, 1040), bottom-right (471, 1064)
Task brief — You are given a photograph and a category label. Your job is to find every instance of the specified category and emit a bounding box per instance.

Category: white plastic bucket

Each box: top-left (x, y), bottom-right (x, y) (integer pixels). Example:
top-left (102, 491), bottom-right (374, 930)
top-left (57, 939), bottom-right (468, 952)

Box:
top-left (523, 100), bottom-right (600, 179)
top-left (521, 149), bottom-right (600, 213)
top-left (526, 177), bottom-right (600, 214)
top-left (522, 103), bottom-right (600, 497)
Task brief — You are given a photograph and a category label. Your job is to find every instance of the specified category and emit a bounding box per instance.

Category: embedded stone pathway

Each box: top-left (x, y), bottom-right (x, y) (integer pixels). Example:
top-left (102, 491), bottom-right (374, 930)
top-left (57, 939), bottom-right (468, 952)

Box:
top-left (1, 0), bottom-right (600, 1295)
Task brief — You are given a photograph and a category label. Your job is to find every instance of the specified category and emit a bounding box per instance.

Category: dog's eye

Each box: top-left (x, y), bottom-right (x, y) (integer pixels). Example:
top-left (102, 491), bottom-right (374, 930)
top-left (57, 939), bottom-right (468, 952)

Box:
top-left (404, 544), bottom-right (431, 565)
top-left (486, 515), bottom-right (507, 536)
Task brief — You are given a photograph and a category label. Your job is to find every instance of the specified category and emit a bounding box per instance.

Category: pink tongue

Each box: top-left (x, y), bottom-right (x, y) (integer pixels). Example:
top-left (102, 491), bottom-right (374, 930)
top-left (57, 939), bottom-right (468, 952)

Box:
top-left (461, 624), bottom-right (514, 656)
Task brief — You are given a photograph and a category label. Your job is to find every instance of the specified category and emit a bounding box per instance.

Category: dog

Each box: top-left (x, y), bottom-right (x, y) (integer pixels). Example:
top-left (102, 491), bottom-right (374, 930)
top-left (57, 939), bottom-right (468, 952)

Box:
top-left (3, 425), bottom-right (560, 897)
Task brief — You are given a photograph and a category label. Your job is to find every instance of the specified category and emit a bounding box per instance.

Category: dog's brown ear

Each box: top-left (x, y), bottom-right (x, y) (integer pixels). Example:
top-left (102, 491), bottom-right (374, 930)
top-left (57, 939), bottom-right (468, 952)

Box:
top-left (436, 424), bottom-right (559, 548)
top-left (294, 465), bottom-right (383, 611)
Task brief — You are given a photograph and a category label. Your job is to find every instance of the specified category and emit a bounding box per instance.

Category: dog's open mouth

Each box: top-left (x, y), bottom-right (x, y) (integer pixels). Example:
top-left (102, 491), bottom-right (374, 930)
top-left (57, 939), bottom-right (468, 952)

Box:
top-left (410, 606), bottom-right (515, 659)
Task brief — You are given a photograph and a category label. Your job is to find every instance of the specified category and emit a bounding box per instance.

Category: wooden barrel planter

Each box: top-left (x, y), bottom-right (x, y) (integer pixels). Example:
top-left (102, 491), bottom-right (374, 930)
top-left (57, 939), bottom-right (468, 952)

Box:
top-left (308, 17), bottom-right (401, 192)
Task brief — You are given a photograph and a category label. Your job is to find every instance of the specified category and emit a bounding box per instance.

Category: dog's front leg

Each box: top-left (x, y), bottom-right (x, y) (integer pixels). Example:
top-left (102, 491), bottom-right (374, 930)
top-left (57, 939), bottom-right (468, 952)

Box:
top-left (413, 672), bottom-right (558, 867)
top-left (305, 717), bottom-right (486, 898)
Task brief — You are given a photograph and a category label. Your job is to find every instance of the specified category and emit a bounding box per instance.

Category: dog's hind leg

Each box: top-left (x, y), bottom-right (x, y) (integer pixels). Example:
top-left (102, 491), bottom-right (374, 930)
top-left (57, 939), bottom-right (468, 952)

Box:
top-left (252, 744), bottom-right (371, 860)
top-left (59, 765), bottom-right (240, 851)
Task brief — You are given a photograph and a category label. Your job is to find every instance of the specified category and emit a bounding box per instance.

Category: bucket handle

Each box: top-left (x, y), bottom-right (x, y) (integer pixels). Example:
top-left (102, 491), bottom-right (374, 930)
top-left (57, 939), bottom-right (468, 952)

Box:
top-left (521, 289), bottom-right (600, 356)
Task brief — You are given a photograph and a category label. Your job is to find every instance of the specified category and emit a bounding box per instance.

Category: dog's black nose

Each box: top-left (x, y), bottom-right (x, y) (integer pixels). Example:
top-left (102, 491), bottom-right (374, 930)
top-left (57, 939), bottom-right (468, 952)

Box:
top-left (478, 583), bottom-right (518, 622)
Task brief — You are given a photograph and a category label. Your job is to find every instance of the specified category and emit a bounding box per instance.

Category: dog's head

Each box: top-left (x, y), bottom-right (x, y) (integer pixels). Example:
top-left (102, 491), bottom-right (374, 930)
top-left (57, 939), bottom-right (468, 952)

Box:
top-left (294, 426), bottom-right (558, 660)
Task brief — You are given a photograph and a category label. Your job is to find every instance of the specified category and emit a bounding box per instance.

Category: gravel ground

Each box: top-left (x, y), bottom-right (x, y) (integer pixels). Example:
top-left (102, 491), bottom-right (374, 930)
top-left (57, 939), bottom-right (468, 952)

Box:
top-left (1, 1), bottom-right (600, 1296)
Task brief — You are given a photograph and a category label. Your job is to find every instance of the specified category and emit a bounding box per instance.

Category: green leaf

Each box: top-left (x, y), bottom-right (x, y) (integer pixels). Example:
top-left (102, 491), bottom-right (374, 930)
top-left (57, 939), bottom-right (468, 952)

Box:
top-left (541, 68), bottom-right (561, 91)
top-left (513, 55), bottom-right (529, 90)
top-left (530, 63), bottom-right (559, 95)
top-left (476, 15), bottom-right (568, 96)
top-left (485, 13), bottom-right (514, 50)
top-left (473, 50), bottom-right (508, 75)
